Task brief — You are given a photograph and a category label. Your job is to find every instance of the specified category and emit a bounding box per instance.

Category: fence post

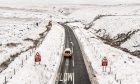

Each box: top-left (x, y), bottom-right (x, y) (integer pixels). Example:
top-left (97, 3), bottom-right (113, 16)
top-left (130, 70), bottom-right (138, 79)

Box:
top-left (32, 49), bottom-right (34, 53)
top-left (115, 74), bottom-right (117, 80)
top-left (22, 60), bottom-right (23, 66)
top-left (110, 66), bottom-right (112, 73)
top-left (120, 80), bottom-right (121, 84)
top-left (14, 68), bottom-right (16, 75)
top-left (30, 51), bottom-right (31, 56)
top-left (5, 76), bottom-right (6, 84)
top-left (26, 55), bottom-right (27, 60)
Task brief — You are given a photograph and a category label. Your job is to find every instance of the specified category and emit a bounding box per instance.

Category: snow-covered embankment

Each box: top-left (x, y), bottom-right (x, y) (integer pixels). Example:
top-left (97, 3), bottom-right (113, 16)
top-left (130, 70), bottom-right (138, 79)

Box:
top-left (6, 22), bottom-right (65, 84)
top-left (68, 22), bottom-right (140, 84)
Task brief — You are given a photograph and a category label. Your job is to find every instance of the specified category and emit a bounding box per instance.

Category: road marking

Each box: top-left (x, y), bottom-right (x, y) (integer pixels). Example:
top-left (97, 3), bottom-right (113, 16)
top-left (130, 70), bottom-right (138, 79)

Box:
top-left (65, 59), bottom-right (69, 73)
top-left (59, 73), bottom-right (63, 81)
top-left (73, 59), bottom-right (74, 67)
top-left (73, 72), bottom-right (74, 84)
top-left (67, 28), bottom-right (71, 41)
top-left (58, 73), bottom-right (74, 83)
top-left (66, 59), bottom-right (69, 66)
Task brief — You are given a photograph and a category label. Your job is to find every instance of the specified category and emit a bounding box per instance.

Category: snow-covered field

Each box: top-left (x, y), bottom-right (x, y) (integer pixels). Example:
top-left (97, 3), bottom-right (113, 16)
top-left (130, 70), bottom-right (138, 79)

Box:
top-left (88, 16), bottom-right (140, 53)
top-left (72, 26), bottom-right (140, 84)
top-left (6, 23), bottom-right (65, 84)
top-left (68, 5), bottom-right (140, 56)
top-left (0, 17), bottom-right (47, 65)
top-left (0, 1), bottom-right (140, 84)
top-left (0, 7), bottom-right (60, 73)
top-left (0, 6), bottom-right (66, 84)
top-left (67, 5), bottom-right (140, 84)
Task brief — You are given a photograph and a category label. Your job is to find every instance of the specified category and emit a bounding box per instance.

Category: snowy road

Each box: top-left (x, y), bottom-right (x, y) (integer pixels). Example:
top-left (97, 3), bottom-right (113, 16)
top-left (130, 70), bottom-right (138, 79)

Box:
top-left (56, 24), bottom-right (91, 84)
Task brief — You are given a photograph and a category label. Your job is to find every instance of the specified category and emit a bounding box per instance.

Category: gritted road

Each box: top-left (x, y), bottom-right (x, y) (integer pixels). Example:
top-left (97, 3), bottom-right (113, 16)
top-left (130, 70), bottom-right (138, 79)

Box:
top-left (56, 23), bottom-right (91, 84)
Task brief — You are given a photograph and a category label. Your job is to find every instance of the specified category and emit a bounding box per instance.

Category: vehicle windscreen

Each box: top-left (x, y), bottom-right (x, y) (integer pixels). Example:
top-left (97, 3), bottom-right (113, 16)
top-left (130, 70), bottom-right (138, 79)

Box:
top-left (65, 51), bottom-right (70, 53)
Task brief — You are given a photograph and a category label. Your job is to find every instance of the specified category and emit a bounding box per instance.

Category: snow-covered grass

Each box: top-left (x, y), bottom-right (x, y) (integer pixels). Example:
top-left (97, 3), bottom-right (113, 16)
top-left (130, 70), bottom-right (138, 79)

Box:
top-left (0, 5), bottom-right (68, 66)
top-left (68, 23), bottom-right (140, 84)
top-left (1, 0), bottom-right (140, 7)
top-left (0, 17), bottom-right (48, 65)
top-left (0, 22), bottom-right (64, 84)
top-left (68, 5), bottom-right (140, 55)
top-left (65, 5), bottom-right (140, 84)
top-left (121, 31), bottom-right (140, 52)
top-left (0, 3), bottom-right (140, 84)
top-left (88, 16), bottom-right (140, 53)
top-left (68, 5), bottom-right (140, 23)
top-left (0, 6), bottom-right (66, 84)
top-left (89, 16), bottom-right (140, 38)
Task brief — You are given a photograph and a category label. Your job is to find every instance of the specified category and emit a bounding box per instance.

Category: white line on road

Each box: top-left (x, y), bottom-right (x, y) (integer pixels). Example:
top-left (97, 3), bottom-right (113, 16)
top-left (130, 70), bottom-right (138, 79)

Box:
top-left (73, 72), bottom-right (74, 84)
top-left (73, 59), bottom-right (74, 67)
top-left (67, 28), bottom-right (71, 42)
top-left (65, 59), bottom-right (69, 73)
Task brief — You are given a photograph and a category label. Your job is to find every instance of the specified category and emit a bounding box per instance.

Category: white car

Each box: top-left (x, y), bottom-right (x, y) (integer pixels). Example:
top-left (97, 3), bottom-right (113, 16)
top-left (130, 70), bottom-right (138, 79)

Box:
top-left (63, 48), bottom-right (73, 58)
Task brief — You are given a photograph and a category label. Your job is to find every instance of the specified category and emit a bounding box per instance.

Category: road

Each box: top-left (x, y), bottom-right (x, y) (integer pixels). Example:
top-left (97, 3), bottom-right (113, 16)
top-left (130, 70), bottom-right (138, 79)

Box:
top-left (56, 23), bottom-right (91, 84)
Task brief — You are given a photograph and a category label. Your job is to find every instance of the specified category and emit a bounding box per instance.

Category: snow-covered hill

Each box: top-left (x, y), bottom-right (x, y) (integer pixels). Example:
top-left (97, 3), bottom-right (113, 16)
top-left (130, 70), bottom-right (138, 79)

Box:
top-left (0, 6), bottom-right (66, 84)
top-left (68, 5), bottom-right (140, 57)
top-left (0, 2), bottom-right (140, 84)
top-left (66, 5), bottom-right (140, 84)
top-left (0, 0), bottom-right (140, 6)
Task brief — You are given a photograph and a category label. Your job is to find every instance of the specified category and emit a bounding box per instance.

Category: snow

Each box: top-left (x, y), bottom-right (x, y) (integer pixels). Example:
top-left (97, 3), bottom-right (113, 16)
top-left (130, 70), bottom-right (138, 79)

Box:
top-left (66, 5), bottom-right (140, 84)
top-left (0, 17), bottom-right (45, 65)
top-left (68, 5), bottom-right (140, 54)
top-left (67, 5), bottom-right (140, 84)
top-left (121, 31), bottom-right (140, 52)
top-left (68, 23), bottom-right (140, 84)
top-left (0, 22), bottom-right (65, 84)
top-left (0, 1), bottom-right (140, 84)
top-left (0, 5), bottom-right (66, 84)
top-left (68, 5), bottom-right (140, 23)
top-left (0, 4), bottom-right (68, 65)
top-left (89, 16), bottom-right (140, 38)
top-left (0, 0), bottom-right (140, 6)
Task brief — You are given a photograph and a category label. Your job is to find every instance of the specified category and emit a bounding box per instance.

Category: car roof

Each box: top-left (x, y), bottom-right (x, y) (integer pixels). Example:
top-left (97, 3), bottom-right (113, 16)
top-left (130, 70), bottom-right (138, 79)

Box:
top-left (65, 48), bottom-right (71, 51)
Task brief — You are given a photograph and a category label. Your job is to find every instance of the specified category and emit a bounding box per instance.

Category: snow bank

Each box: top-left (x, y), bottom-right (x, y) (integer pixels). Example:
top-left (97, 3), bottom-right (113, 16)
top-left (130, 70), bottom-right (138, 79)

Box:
top-left (6, 22), bottom-right (65, 84)
top-left (91, 16), bottom-right (140, 52)
top-left (68, 22), bottom-right (140, 84)
top-left (0, 18), bottom-right (47, 65)
top-left (68, 5), bottom-right (140, 55)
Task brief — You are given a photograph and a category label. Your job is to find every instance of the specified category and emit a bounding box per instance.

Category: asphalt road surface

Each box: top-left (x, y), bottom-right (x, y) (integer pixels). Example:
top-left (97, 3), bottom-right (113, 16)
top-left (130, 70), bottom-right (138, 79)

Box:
top-left (56, 23), bottom-right (91, 84)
